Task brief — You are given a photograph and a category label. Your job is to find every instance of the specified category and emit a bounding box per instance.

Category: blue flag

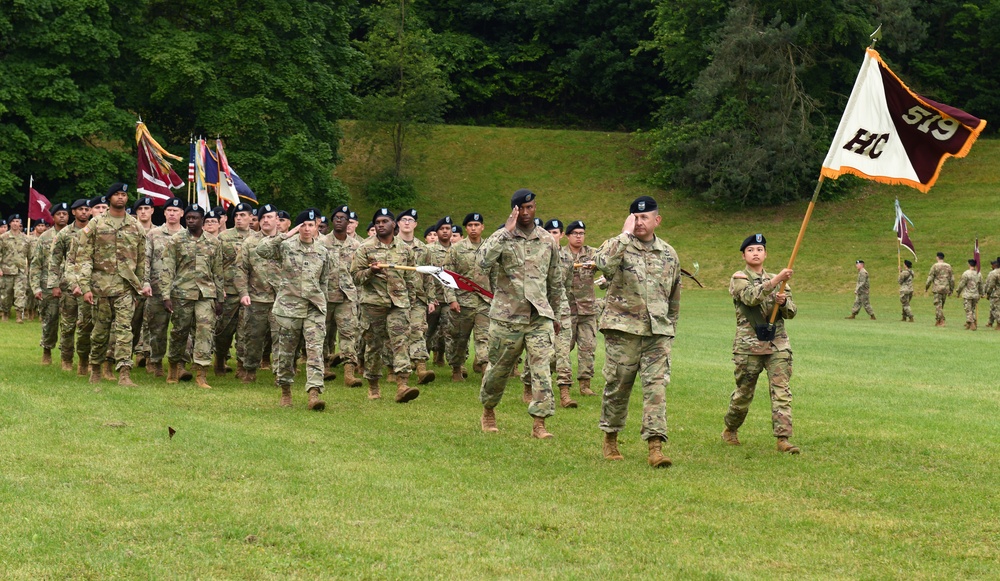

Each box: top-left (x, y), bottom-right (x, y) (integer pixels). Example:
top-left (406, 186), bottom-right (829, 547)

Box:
top-left (230, 168), bottom-right (257, 203)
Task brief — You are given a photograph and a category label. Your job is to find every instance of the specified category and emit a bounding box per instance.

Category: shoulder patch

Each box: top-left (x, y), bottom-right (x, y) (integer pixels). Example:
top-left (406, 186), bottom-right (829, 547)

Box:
top-left (732, 271), bottom-right (748, 279)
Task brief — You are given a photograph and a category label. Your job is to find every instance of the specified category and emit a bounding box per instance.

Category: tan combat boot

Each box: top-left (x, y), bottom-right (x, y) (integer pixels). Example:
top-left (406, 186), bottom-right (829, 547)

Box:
top-left (118, 367), bottom-right (137, 387)
top-left (236, 360), bottom-right (247, 381)
top-left (102, 360), bottom-right (115, 381)
top-left (367, 378), bottom-right (381, 400)
top-left (194, 364), bottom-right (213, 389)
top-left (451, 366), bottom-right (464, 382)
top-left (522, 383), bottom-right (532, 404)
top-left (433, 351), bottom-right (445, 367)
top-left (166, 360), bottom-right (179, 384)
top-left (307, 387), bottom-right (326, 411)
top-left (214, 354), bottom-right (227, 376)
top-left (473, 360), bottom-right (485, 374)
top-left (722, 429), bottom-right (741, 446)
top-left (579, 378), bottom-right (596, 396)
top-left (279, 385), bottom-right (293, 407)
top-left (559, 384), bottom-right (578, 408)
top-left (531, 417), bottom-right (553, 439)
top-left (647, 437), bottom-right (672, 468)
top-left (343, 363), bottom-right (363, 387)
top-left (386, 369), bottom-right (397, 384)
top-left (329, 352), bottom-right (345, 367)
top-left (971, 322), bottom-right (978, 331)
top-left (178, 363), bottom-right (193, 381)
top-left (77, 354), bottom-right (89, 376)
top-left (870, 314), bottom-right (877, 320)
top-left (394, 375), bottom-right (420, 403)
top-left (150, 361), bottom-right (165, 378)
top-left (844, 314), bottom-right (856, 319)
top-left (323, 366), bottom-right (337, 381)
top-left (242, 369), bottom-right (257, 384)
top-left (42, 348), bottom-right (52, 365)
top-left (776, 437), bottom-right (800, 454)
top-left (936, 319), bottom-right (946, 327)
top-left (260, 354), bottom-right (271, 370)
top-left (89, 363), bottom-right (102, 384)
top-left (135, 353), bottom-right (147, 368)
top-left (602, 432), bottom-right (624, 460)
top-left (16, 311), bottom-right (23, 324)
top-left (416, 361), bottom-right (435, 384)
top-left (481, 407), bottom-right (499, 433)
top-left (61, 356), bottom-right (74, 372)
top-left (964, 322), bottom-right (970, 330)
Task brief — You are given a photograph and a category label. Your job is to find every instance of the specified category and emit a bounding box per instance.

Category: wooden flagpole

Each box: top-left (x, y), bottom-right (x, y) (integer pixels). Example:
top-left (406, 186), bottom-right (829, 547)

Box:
top-left (768, 176), bottom-right (824, 326)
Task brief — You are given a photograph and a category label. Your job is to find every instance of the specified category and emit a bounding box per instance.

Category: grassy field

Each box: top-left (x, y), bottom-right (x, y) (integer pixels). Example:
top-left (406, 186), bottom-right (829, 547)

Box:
top-left (2, 289), bottom-right (998, 579)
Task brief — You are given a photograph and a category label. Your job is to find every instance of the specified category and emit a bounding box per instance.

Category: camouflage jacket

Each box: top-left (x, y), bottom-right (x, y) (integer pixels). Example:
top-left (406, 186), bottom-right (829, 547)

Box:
top-left (898, 268), bottom-right (914, 293)
top-left (25, 235), bottom-right (38, 279)
top-left (256, 234), bottom-right (332, 317)
top-left (401, 237), bottom-right (432, 305)
top-left (925, 261), bottom-right (954, 294)
top-left (146, 224), bottom-right (184, 298)
top-left (350, 235), bottom-right (416, 309)
top-left (443, 238), bottom-right (492, 308)
top-left (0, 231), bottom-right (29, 276)
top-left (216, 227), bottom-right (251, 295)
top-left (855, 268), bottom-right (870, 294)
top-left (958, 268), bottom-right (984, 299)
top-left (29, 228), bottom-right (59, 294)
top-left (235, 232), bottom-right (279, 303)
top-left (161, 230), bottom-right (224, 302)
top-left (76, 213), bottom-right (149, 297)
top-left (595, 232), bottom-right (680, 337)
top-left (323, 233), bottom-right (360, 304)
top-left (477, 226), bottom-right (563, 324)
top-left (560, 245), bottom-right (598, 316)
top-left (985, 268), bottom-right (1000, 299)
top-left (46, 223), bottom-right (85, 290)
top-left (423, 242), bottom-right (453, 303)
top-left (730, 267), bottom-right (796, 355)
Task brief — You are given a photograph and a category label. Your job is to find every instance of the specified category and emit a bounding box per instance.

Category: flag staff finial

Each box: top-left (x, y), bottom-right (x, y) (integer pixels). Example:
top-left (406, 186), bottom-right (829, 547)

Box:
top-left (869, 24), bottom-right (882, 48)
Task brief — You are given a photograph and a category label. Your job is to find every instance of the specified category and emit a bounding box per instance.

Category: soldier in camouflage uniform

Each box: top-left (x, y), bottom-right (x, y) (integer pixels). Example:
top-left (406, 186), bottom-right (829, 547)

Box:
top-left (846, 260), bottom-right (875, 320)
top-left (477, 190), bottom-right (564, 439)
top-left (561, 220), bottom-right (599, 396)
top-left (30, 203), bottom-right (69, 364)
top-left (321, 205), bottom-right (364, 386)
top-left (47, 199), bottom-right (91, 373)
top-left (350, 208), bottom-right (421, 403)
top-left (898, 259), bottom-right (915, 322)
top-left (144, 197), bottom-right (186, 377)
top-left (957, 258), bottom-right (984, 330)
top-left (722, 234), bottom-right (800, 454)
top-left (76, 183), bottom-right (151, 386)
top-left (130, 196), bottom-right (156, 366)
top-left (595, 196), bottom-right (678, 467)
top-left (424, 216), bottom-right (454, 366)
top-left (0, 214), bottom-right (30, 323)
top-left (161, 204), bottom-right (224, 388)
top-left (235, 204), bottom-right (280, 383)
top-left (25, 222), bottom-right (43, 320)
top-left (984, 258), bottom-right (1000, 329)
top-left (256, 209), bottom-right (334, 410)
top-left (925, 252), bottom-right (955, 327)
top-left (394, 208), bottom-right (435, 385)
top-left (443, 212), bottom-right (492, 381)
top-left (213, 202), bottom-right (253, 377)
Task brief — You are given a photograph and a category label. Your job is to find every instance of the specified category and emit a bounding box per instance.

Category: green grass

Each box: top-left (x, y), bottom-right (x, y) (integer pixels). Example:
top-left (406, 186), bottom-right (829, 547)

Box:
top-left (2, 290), bottom-right (999, 578)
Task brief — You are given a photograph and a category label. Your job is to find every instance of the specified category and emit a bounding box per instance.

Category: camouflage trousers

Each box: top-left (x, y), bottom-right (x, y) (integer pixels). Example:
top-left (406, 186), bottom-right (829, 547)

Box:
top-left (25, 283), bottom-right (37, 315)
top-left (214, 295), bottom-right (242, 364)
top-left (324, 301), bottom-right (359, 366)
top-left (851, 291), bottom-right (875, 317)
top-left (933, 292), bottom-right (949, 323)
top-left (480, 317), bottom-right (556, 419)
top-left (0, 274), bottom-right (26, 315)
top-left (989, 296), bottom-right (1000, 326)
top-left (407, 302), bottom-right (430, 362)
top-left (242, 301), bottom-right (275, 372)
top-left (273, 310), bottom-right (326, 392)
top-left (522, 313), bottom-right (573, 386)
top-left (448, 303), bottom-right (489, 369)
top-left (131, 295), bottom-right (147, 355)
top-left (168, 298), bottom-right (215, 366)
top-left (90, 293), bottom-right (137, 370)
top-left (599, 330), bottom-right (671, 441)
top-left (360, 304), bottom-right (412, 379)
top-left (38, 290), bottom-right (60, 349)
top-left (144, 296), bottom-right (171, 364)
top-left (427, 308), bottom-right (454, 360)
top-left (570, 314), bottom-right (598, 380)
top-left (899, 291), bottom-right (913, 319)
top-left (58, 292), bottom-right (91, 360)
top-left (724, 351), bottom-right (793, 438)
top-left (963, 297), bottom-right (979, 325)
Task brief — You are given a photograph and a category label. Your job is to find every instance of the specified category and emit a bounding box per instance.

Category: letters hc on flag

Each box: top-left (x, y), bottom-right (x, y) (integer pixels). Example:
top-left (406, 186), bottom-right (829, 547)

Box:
top-left (821, 48), bottom-right (986, 193)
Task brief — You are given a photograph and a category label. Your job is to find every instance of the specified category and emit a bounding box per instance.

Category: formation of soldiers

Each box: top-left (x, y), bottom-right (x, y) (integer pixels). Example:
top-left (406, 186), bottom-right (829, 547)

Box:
top-left (6, 183), bottom-right (818, 468)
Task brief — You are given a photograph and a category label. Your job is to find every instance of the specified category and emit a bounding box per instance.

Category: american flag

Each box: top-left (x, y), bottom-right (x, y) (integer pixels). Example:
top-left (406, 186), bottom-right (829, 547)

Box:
top-left (188, 137), bottom-right (196, 184)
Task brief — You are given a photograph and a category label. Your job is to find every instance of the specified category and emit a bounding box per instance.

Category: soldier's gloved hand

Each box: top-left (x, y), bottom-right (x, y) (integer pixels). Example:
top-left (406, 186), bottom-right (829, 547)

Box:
top-left (163, 299), bottom-right (173, 313)
top-left (241, 296), bottom-right (252, 307)
top-left (449, 301), bottom-right (460, 313)
top-left (83, 291), bottom-right (94, 305)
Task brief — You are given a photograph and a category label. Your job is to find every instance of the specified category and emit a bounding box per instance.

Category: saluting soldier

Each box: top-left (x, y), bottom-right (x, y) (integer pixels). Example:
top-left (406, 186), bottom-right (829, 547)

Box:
top-left (47, 199), bottom-right (91, 373)
top-left (31, 203), bottom-right (70, 364)
top-left (443, 212), bottom-right (492, 381)
top-left (846, 260), bottom-right (875, 320)
top-left (957, 258), bottom-right (984, 330)
top-left (393, 208), bottom-right (435, 385)
top-left (144, 197), bottom-right (186, 378)
top-left (477, 189), bottom-right (564, 438)
top-left (594, 196), bottom-right (679, 468)
top-left (561, 220), bottom-right (599, 396)
top-left (898, 259), bottom-right (915, 322)
top-left (76, 183), bottom-right (151, 386)
top-left (0, 214), bottom-right (30, 323)
top-left (984, 258), bottom-right (1000, 329)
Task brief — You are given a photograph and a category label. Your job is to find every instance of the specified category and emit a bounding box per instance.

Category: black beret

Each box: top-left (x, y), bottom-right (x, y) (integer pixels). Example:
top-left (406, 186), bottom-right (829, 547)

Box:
top-left (89, 195), bottom-right (107, 207)
top-left (295, 208), bottom-right (318, 226)
top-left (277, 211), bottom-right (291, 220)
top-left (125, 207), bottom-right (134, 215)
top-left (233, 202), bottom-right (253, 214)
top-left (319, 216), bottom-right (328, 225)
top-left (71, 199), bottom-right (89, 210)
top-left (332, 205), bottom-right (350, 218)
top-left (348, 211), bottom-right (358, 221)
top-left (373, 208), bottom-right (395, 223)
top-left (185, 204), bottom-right (205, 216)
top-left (991, 258), bottom-right (1000, 266)
top-left (904, 260), bottom-right (913, 268)
top-left (463, 212), bottom-right (483, 225)
top-left (969, 258), bottom-right (978, 266)
top-left (51, 202), bottom-right (70, 215)
top-left (205, 210), bottom-right (220, 220)
top-left (544, 219), bottom-right (562, 232)
top-left (105, 182), bottom-right (128, 197)
top-left (936, 252), bottom-right (945, 259)
top-left (258, 204), bottom-right (278, 218)
top-left (250, 208), bottom-right (258, 217)
top-left (366, 221), bottom-right (374, 230)
top-left (565, 220), bottom-right (585, 234)
top-left (398, 208), bottom-right (418, 221)
top-left (8, 213), bottom-right (21, 221)
top-left (511, 188), bottom-right (536, 208)
top-left (629, 196), bottom-right (657, 214)
top-left (740, 234), bottom-right (766, 252)
top-left (0, 220), bottom-right (6, 226)
top-left (452, 225), bottom-right (463, 236)
top-left (533, 218), bottom-right (543, 227)
top-left (164, 198), bottom-right (185, 209)
top-left (424, 225), bottom-right (436, 237)
top-left (856, 260), bottom-right (865, 265)
top-left (995, 256), bottom-right (1000, 265)
top-left (212, 206), bottom-right (227, 218)
top-left (435, 216), bottom-right (453, 229)
top-left (133, 196), bottom-right (154, 210)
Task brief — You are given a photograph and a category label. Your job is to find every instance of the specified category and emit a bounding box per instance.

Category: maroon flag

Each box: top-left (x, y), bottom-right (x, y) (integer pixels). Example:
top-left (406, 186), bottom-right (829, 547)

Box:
top-left (974, 238), bottom-right (980, 273)
top-left (135, 122), bottom-right (184, 205)
top-left (28, 185), bottom-right (53, 224)
top-left (893, 199), bottom-right (916, 259)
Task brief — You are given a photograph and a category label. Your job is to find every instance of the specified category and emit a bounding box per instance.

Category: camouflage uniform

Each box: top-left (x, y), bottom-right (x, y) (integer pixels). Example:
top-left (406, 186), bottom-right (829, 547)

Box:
top-left (235, 231), bottom-right (280, 373)
top-left (477, 226), bottom-right (563, 418)
top-left (898, 267), bottom-right (914, 320)
top-left (161, 230), bottom-right (224, 367)
top-left (724, 268), bottom-right (797, 438)
top-left (925, 261), bottom-right (955, 324)
top-left (984, 266), bottom-right (1000, 327)
top-left (214, 227), bottom-right (251, 367)
top-left (76, 214), bottom-right (148, 369)
top-left (30, 227), bottom-right (61, 349)
top-left (256, 234), bottom-right (332, 392)
top-left (957, 267), bottom-right (984, 327)
top-left (443, 237), bottom-right (492, 370)
top-left (401, 237), bottom-right (433, 364)
top-left (25, 235), bottom-right (39, 317)
top-left (350, 236), bottom-right (417, 379)
top-left (424, 241), bottom-right (452, 360)
top-left (324, 234), bottom-right (362, 367)
top-left (47, 223), bottom-right (92, 362)
top-left (144, 224), bottom-right (182, 365)
top-left (595, 232), bottom-right (681, 441)
top-left (563, 246), bottom-right (599, 381)
top-left (850, 267), bottom-right (875, 317)
top-left (0, 230), bottom-right (29, 318)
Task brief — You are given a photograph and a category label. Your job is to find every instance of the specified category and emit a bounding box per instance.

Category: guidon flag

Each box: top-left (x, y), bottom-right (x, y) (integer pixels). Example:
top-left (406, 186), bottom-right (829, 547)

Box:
top-left (821, 48), bottom-right (986, 193)
top-left (136, 122), bottom-right (184, 204)
top-left (893, 199), bottom-right (916, 259)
